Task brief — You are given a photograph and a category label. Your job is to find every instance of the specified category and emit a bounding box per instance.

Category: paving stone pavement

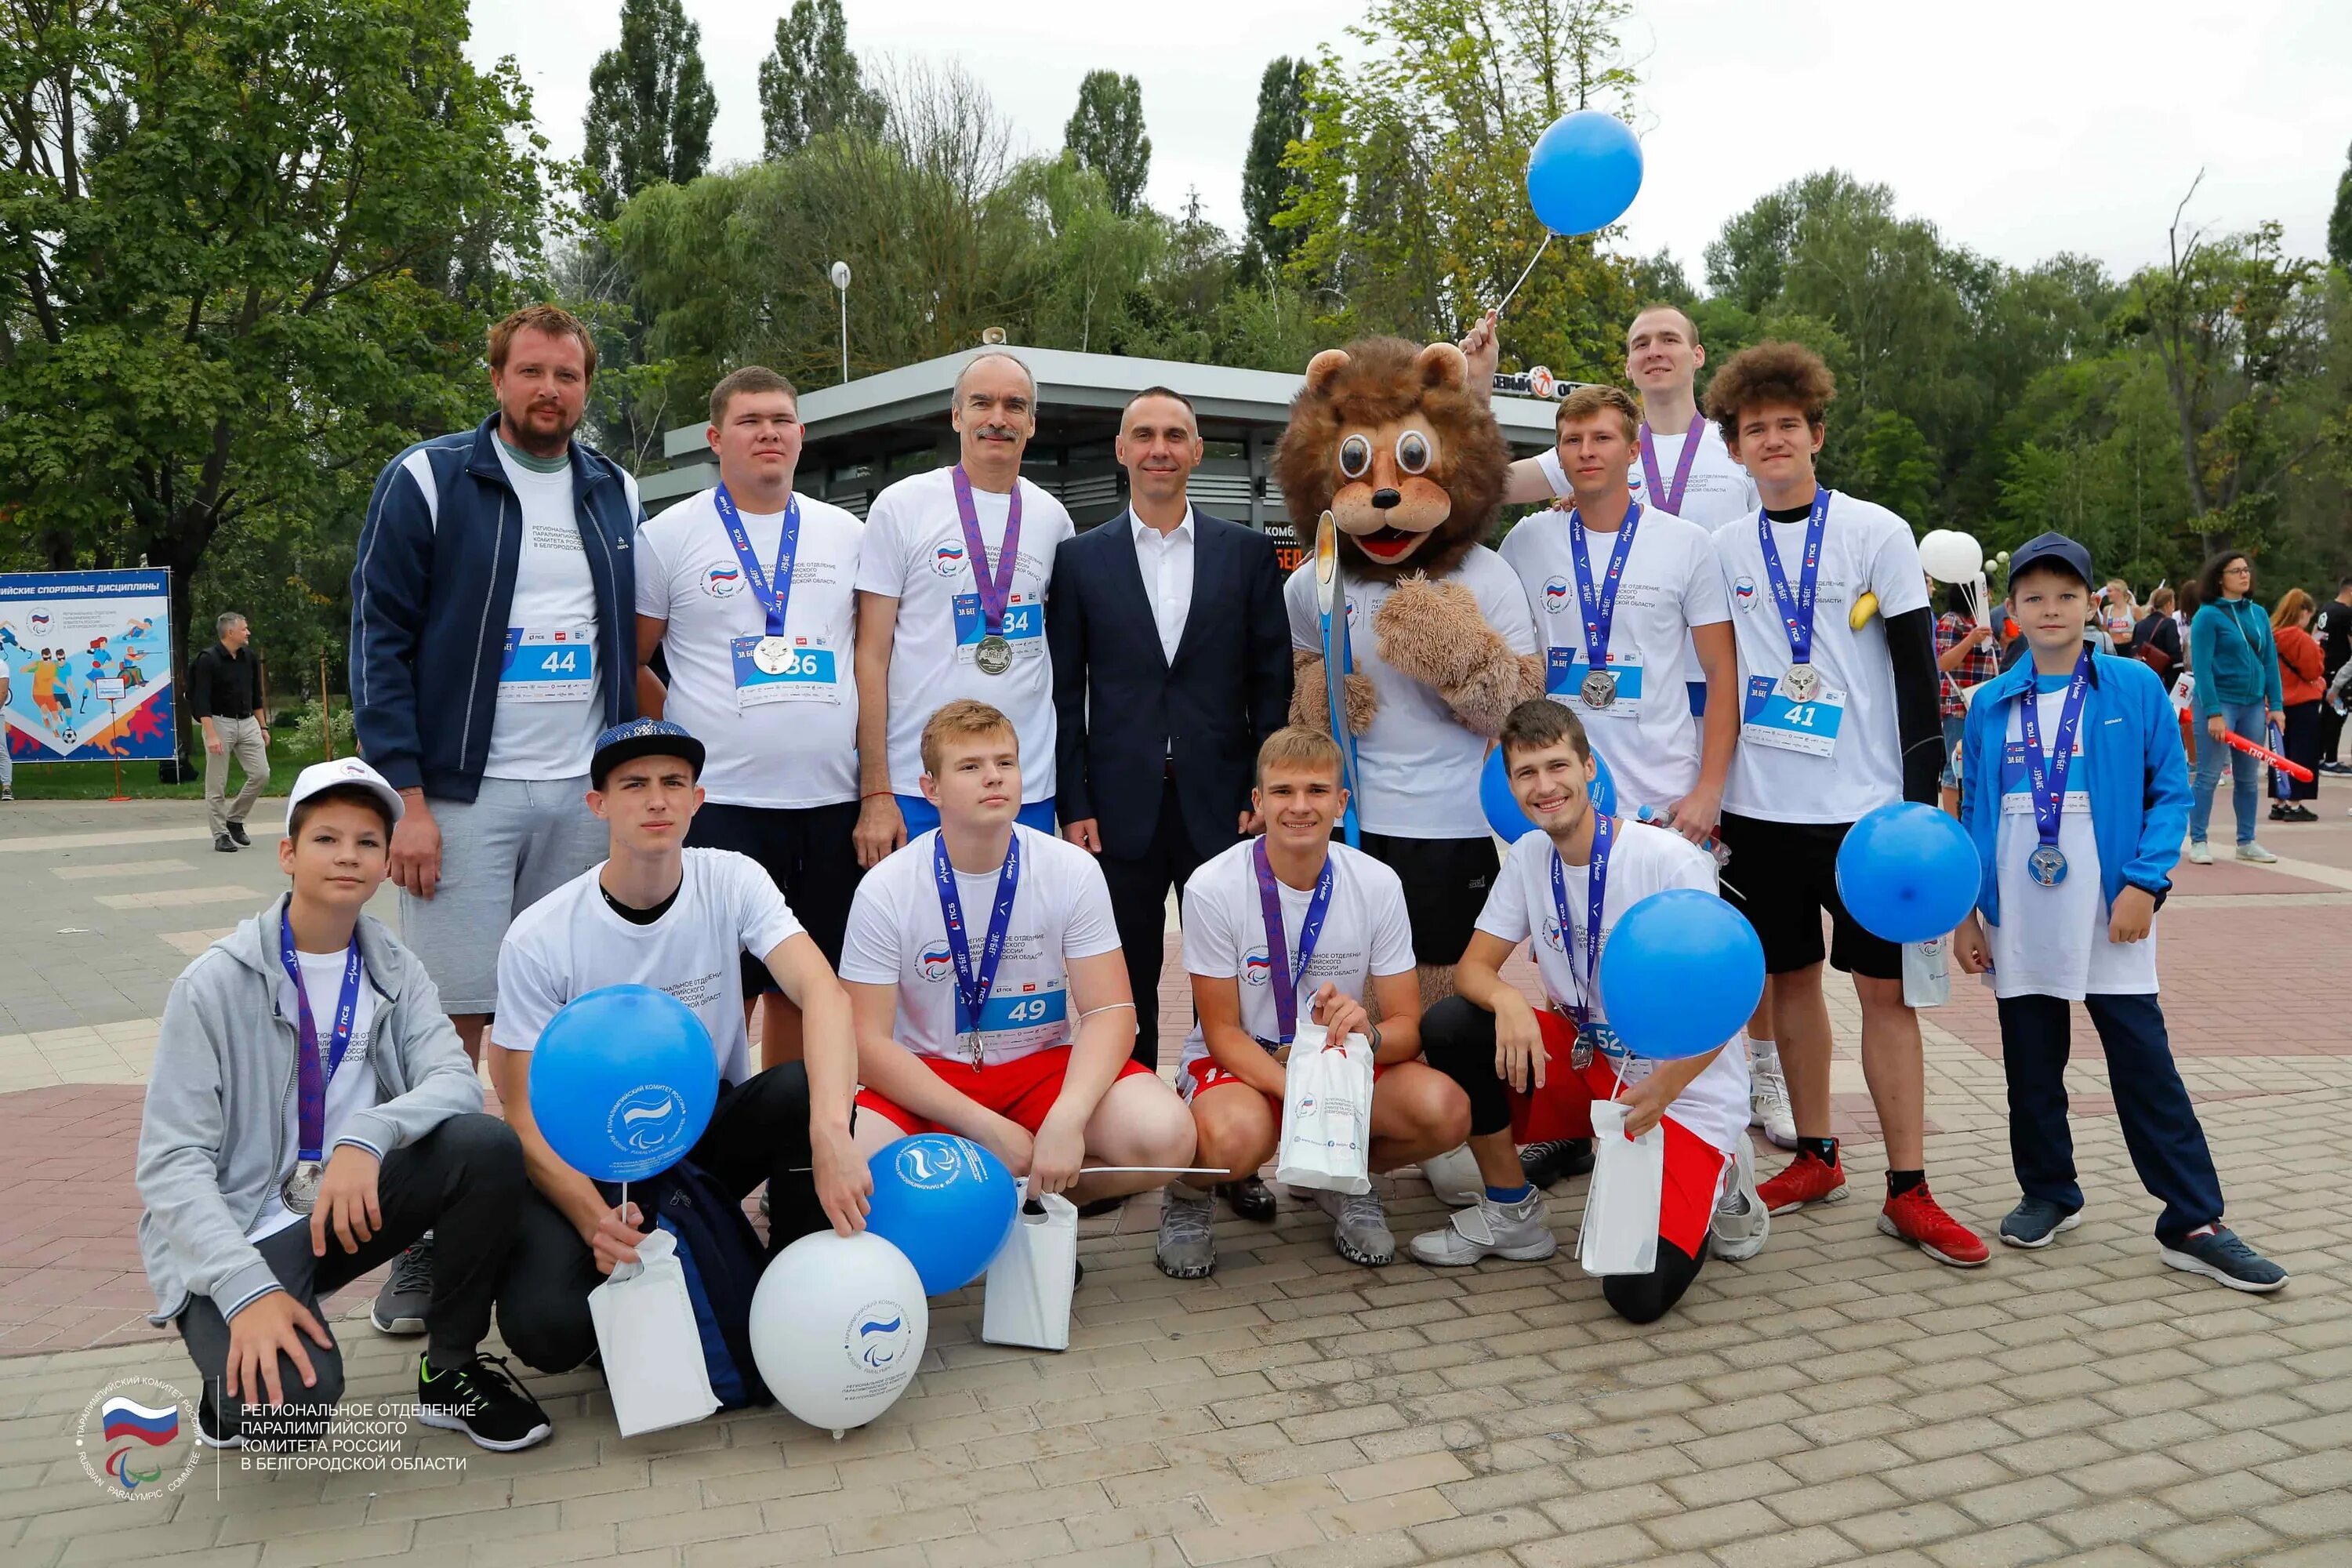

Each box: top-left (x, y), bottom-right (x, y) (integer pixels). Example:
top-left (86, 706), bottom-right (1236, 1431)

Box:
top-left (2, 795), bottom-right (2348, 1566)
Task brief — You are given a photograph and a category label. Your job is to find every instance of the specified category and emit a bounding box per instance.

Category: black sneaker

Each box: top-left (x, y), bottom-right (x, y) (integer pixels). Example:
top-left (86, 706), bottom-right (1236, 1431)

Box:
top-left (371, 1236), bottom-right (433, 1335)
top-left (416, 1354), bottom-right (553, 1451)
top-left (214, 832), bottom-right (238, 853)
top-left (197, 1399), bottom-right (245, 1450)
top-left (1220, 1175), bottom-right (1276, 1223)
top-left (227, 822), bottom-right (251, 845)
top-left (1520, 1139), bottom-right (1593, 1189)
top-left (1998, 1197), bottom-right (2082, 1249)
top-left (2161, 1226), bottom-right (2288, 1294)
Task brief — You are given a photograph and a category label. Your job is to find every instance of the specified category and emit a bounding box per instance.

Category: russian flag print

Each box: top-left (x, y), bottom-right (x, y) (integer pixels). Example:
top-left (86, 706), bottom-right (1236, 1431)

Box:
top-left (100, 1397), bottom-right (180, 1446)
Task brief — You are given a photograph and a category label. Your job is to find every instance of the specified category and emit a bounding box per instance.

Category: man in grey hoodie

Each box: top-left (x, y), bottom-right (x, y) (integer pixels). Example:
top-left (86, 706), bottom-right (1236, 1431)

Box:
top-left (136, 758), bottom-right (554, 1453)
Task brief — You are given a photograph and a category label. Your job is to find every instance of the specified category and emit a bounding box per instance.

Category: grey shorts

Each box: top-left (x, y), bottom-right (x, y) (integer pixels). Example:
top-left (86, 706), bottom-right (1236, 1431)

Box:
top-left (399, 775), bottom-right (606, 1013)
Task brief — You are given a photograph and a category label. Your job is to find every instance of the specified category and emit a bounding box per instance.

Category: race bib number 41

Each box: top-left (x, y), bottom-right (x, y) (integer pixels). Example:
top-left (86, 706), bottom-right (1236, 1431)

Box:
top-left (500, 627), bottom-right (595, 702)
top-left (1740, 673), bottom-right (1845, 757)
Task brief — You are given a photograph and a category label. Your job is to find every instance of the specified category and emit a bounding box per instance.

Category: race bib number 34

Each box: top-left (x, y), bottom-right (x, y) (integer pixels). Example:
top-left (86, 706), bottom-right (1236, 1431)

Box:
top-left (500, 627), bottom-right (595, 702)
top-left (951, 596), bottom-right (1043, 661)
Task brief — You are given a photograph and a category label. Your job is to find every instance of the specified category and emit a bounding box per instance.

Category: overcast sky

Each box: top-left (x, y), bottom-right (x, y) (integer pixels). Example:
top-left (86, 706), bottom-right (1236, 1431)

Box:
top-left (469, 0), bottom-right (2349, 290)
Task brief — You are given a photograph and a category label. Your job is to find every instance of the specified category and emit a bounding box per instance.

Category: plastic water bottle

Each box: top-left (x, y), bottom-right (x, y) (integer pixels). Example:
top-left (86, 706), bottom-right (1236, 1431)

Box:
top-left (1633, 803), bottom-right (1732, 869)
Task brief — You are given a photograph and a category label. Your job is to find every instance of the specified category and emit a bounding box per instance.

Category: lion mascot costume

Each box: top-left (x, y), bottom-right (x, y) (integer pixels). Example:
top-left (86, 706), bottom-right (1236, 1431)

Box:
top-left (1276, 336), bottom-right (1545, 1002)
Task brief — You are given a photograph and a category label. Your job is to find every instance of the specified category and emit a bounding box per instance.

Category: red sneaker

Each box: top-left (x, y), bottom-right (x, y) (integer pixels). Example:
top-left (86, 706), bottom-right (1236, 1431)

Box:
top-left (1878, 1183), bottom-right (1990, 1267)
top-left (1758, 1150), bottom-right (1848, 1214)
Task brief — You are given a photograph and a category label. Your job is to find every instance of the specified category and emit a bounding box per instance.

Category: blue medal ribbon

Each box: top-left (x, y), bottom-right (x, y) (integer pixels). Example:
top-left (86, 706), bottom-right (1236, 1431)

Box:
top-left (1638, 416), bottom-right (1704, 515)
top-left (950, 465), bottom-right (1023, 640)
top-left (1251, 838), bottom-right (1336, 1047)
top-left (711, 483), bottom-right (802, 639)
top-left (1548, 813), bottom-right (1614, 1030)
top-left (2017, 650), bottom-right (2092, 884)
top-left (1567, 501), bottom-right (1642, 677)
top-left (935, 829), bottom-right (1022, 1058)
top-left (278, 904), bottom-right (364, 1165)
top-left (1755, 488), bottom-right (1832, 668)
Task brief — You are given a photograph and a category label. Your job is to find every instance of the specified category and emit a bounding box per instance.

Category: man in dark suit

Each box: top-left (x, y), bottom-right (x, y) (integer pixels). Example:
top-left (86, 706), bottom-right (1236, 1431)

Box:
top-left (1049, 387), bottom-right (1292, 1190)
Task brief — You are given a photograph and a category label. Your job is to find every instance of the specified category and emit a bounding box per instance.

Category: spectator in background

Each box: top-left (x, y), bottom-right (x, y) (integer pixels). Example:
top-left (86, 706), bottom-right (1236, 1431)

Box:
top-left (2101, 581), bottom-right (2139, 656)
top-left (2134, 586), bottom-right (2183, 679)
top-left (1933, 580), bottom-right (1998, 816)
top-left (2312, 578), bottom-right (2352, 774)
top-left (2186, 552), bottom-right (2284, 865)
top-left (2270, 589), bottom-right (2322, 823)
top-left (189, 612), bottom-right (270, 854)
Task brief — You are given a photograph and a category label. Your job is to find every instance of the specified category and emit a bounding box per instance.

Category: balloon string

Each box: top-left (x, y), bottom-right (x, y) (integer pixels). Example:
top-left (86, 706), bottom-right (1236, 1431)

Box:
top-left (1494, 231), bottom-right (1553, 318)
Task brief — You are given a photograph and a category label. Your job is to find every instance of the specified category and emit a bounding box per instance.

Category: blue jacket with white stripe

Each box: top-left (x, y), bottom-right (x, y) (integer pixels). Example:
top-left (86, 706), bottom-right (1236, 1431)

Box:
top-left (348, 413), bottom-right (643, 800)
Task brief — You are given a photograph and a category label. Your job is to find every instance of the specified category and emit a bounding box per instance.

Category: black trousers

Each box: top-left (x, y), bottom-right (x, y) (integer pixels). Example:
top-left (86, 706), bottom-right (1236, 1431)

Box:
top-left (2278, 702), bottom-right (2320, 800)
top-left (2317, 695), bottom-right (2345, 764)
top-left (496, 1064), bottom-right (831, 1374)
top-left (1099, 785), bottom-right (1218, 1069)
top-left (175, 1114), bottom-right (524, 1440)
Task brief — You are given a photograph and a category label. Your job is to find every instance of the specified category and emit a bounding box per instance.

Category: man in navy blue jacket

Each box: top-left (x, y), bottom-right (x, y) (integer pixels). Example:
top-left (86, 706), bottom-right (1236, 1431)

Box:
top-left (349, 303), bottom-right (644, 1336)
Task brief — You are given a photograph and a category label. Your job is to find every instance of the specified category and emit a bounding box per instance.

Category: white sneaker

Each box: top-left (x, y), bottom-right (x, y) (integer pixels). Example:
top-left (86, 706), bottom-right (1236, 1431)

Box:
top-left (1312, 1187), bottom-right (1396, 1265)
top-left (2235, 841), bottom-right (2278, 864)
top-left (1419, 1145), bottom-right (1484, 1207)
top-left (1748, 1044), bottom-right (1797, 1150)
top-left (2187, 840), bottom-right (2212, 865)
top-left (1710, 1138), bottom-right (1770, 1262)
top-left (1408, 1189), bottom-right (1557, 1265)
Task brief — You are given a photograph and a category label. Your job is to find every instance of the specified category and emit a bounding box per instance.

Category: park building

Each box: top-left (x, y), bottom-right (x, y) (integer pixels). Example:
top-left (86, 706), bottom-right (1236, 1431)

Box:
top-left (644, 343), bottom-right (1573, 568)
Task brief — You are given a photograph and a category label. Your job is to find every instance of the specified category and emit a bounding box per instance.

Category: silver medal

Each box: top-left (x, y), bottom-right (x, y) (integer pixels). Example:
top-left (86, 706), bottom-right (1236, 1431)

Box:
top-left (752, 636), bottom-right (797, 676)
top-left (1580, 668), bottom-right (1618, 709)
top-left (2027, 844), bottom-right (2068, 887)
top-left (1781, 662), bottom-right (1820, 702)
top-left (967, 1030), bottom-right (987, 1069)
top-left (974, 633), bottom-right (1014, 676)
top-left (283, 1159), bottom-right (324, 1216)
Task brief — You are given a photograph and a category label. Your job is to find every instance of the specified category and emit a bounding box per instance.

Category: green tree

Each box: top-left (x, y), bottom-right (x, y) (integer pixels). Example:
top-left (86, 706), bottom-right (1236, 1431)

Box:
top-left (2330, 139), bottom-right (2352, 271)
top-left (757, 0), bottom-right (883, 161)
top-left (1241, 56), bottom-right (1311, 276)
top-left (1063, 70), bottom-right (1150, 218)
top-left (583, 0), bottom-right (717, 221)
top-left (0, 0), bottom-right (553, 746)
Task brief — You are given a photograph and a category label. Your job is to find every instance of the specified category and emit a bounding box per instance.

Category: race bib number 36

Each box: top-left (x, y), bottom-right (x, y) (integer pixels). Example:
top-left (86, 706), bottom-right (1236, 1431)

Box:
top-left (729, 634), bottom-right (840, 706)
top-left (501, 627), bottom-right (595, 702)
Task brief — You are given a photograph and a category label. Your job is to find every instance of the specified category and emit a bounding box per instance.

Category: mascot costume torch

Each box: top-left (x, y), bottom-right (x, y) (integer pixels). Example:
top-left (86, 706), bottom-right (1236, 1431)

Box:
top-left (1276, 336), bottom-right (1545, 1003)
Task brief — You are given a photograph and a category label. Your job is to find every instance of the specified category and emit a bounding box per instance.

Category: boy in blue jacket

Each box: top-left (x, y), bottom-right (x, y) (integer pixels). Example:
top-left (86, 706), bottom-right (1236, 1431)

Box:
top-left (1951, 533), bottom-right (2285, 1291)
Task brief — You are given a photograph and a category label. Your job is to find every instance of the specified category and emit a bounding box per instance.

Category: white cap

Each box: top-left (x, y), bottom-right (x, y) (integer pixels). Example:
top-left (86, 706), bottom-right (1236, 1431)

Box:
top-left (285, 757), bottom-right (405, 827)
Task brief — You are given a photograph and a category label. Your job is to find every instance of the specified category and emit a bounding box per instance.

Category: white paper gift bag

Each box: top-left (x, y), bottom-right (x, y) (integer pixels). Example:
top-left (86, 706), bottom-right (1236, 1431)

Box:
top-left (1276, 1022), bottom-right (1374, 1195)
top-left (588, 1227), bottom-right (720, 1437)
top-left (982, 1186), bottom-right (1078, 1352)
top-left (1579, 1101), bottom-right (1664, 1277)
top-left (1903, 933), bottom-right (1951, 1010)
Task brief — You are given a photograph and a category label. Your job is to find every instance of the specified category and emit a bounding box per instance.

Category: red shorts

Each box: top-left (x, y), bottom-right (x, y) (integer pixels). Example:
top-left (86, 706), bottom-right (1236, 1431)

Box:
top-left (1510, 1013), bottom-right (1726, 1258)
top-left (856, 1046), bottom-right (1156, 1137)
top-left (1181, 1054), bottom-right (1390, 1112)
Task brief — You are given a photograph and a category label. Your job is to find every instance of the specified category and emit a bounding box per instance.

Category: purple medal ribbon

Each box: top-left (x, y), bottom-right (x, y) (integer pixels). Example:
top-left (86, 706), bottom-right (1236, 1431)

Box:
top-left (1548, 813), bottom-right (1614, 1029)
top-left (1567, 501), bottom-right (1642, 677)
top-left (1755, 488), bottom-right (1832, 667)
top-left (2017, 650), bottom-right (2092, 866)
top-left (1251, 838), bottom-right (1335, 1046)
top-left (278, 905), bottom-right (364, 1166)
top-left (935, 829), bottom-right (1022, 1052)
top-left (1638, 416), bottom-right (1705, 515)
top-left (950, 464), bottom-right (1023, 641)
top-left (711, 483), bottom-right (802, 638)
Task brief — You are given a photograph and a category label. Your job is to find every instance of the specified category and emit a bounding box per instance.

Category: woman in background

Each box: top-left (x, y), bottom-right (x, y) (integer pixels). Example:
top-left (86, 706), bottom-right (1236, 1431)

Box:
top-left (2270, 588), bottom-right (2323, 824)
top-left (2186, 553), bottom-right (2285, 864)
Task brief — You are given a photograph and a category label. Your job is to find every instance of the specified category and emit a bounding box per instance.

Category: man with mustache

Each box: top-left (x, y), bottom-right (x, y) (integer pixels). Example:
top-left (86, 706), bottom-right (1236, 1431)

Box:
top-left (350, 303), bottom-right (644, 1339)
top-left (853, 352), bottom-right (1076, 866)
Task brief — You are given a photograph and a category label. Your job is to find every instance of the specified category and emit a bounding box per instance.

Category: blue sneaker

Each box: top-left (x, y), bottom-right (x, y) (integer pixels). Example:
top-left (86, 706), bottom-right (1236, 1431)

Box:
top-left (1999, 1198), bottom-right (2082, 1250)
top-left (2160, 1226), bottom-right (2287, 1293)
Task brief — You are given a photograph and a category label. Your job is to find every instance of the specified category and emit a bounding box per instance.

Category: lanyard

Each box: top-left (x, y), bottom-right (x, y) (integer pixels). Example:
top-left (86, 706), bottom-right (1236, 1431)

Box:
top-left (1638, 416), bottom-right (1705, 515)
top-left (1566, 502), bottom-right (1642, 672)
top-left (1755, 489), bottom-right (1832, 668)
top-left (711, 484), bottom-right (802, 639)
top-left (2017, 652), bottom-right (2092, 855)
top-left (950, 466), bottom-right (1023, 637)
top-left (1548, 814), bottom-right (1613, 1028)
top-left (1251, 838), bottom-right (1335, 1046)
top-left (278, 907), bottom-right (364, 1164)
top-left (935, 830), bottom-right (1022, 1047)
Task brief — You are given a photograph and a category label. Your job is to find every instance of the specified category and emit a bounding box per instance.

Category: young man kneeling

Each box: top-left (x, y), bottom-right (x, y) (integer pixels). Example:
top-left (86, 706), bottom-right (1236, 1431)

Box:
top-left (1413, 701), bottom-right (1768, 1323)
top-left (840, 701), bottom-right (1196, 1202)
top-left (1160, 728), bottom-right (1470, 1276)
top-left (137, 760), bottom-right (550, 1452)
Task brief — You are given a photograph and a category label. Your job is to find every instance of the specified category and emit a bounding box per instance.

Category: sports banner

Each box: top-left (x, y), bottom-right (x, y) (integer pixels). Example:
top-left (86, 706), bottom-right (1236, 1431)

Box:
top-left (0, 569), bottom-right (176, 761)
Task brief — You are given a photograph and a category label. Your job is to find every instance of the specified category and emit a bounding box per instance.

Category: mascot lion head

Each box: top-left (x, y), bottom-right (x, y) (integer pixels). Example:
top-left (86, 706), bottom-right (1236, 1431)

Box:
top-left (1273, 336), bottom-right (1511, 582)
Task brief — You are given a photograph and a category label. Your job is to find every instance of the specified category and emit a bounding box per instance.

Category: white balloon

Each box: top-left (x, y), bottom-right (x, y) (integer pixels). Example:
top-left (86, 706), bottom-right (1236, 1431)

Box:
top-left (750, 1230), bottom-right (929, 1436)
top-left (1919, 530), bottom-right (1984, 583)
top-left (1419, 1145), bottom-right (1483, 1207)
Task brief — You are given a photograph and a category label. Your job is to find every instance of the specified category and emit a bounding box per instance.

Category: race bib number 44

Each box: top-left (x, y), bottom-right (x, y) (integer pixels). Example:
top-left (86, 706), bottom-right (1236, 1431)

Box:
top-left (729, 635), bottom-right (840, 706)
top-left (1740, 673), bottom-right (1844, 757)
top-left (501, 627), bottom-right (596, 702)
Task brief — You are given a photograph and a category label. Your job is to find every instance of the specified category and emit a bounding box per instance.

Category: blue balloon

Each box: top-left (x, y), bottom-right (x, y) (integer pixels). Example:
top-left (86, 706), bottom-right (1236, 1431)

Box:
top-left (528, 984), bottom-right (718, 1181)
top-left (1597, 889), bottom-right (1765, 1062)
top-left (1835, 801), bottom-right (1980, 943)
top-left (1526, 111), bottom-right (1644, 236)
top-left (863, 1135), bottom-right (1018, 1295)
top-left (1480, 742), bottom-right (1615, 842)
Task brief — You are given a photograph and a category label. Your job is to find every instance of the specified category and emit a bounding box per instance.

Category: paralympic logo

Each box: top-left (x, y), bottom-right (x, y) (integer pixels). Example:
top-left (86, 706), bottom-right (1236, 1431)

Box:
top-left (1542, 576), bottom-right (1572, 615)
top-left (917, 942), bottom-right (955, 982)
top-left (608, 1084), bottom-right (688, 1156)
top-left (1542, 918), bottom-right (1566, 952)
top-left (846, 1301), bottom-right (913, 1372)
top-left (895, 1138), bottom-right (975, 1189)
top-left (1733, 575), bottom-right (1759, 609)
top-left (933, 543), bottom-right (967, 577)
top-left (75, 1378), bottom-right (199, 1500)
top-left (702, 564), bottom-right (743, 597)
top-left (1241, 951), bottom-right (1272, 986)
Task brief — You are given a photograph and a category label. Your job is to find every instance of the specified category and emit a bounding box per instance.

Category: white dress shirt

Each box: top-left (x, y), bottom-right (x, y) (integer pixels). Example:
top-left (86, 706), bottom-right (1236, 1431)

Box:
top-left (1131, 506), bottom-right (1195, 665)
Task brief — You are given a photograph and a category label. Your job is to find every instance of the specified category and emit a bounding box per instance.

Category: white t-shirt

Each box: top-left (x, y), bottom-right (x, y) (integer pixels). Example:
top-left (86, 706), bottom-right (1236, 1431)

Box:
top-left (856, 468), bottom-right (1076, 803)
top-left (1282, 546), bottom-right (1540, 838)
top-left (1475, 818), bottom-right (1751, 1156)
top-left (1536, 420), bottom-right (1759, 529)
top-left (839, 826), bottom-right (1120, 1065)
top-left (1713, 492), bottom-right (1929, 825)
top-left (637, 486), bottom-right (863, 808)
top-left (249, 949), bottom-right (384, 1243)
top-left (1176, 840), bottom-right (1417, 1077)
top-left (486, 445), bottom-right (605, 781)
top-left (493, 848), bottom-right (805, 1088)
top-left (1981, 679), bottom-right (2159, 1001)
top-left (1499, 505), bottom-right (1730, 813)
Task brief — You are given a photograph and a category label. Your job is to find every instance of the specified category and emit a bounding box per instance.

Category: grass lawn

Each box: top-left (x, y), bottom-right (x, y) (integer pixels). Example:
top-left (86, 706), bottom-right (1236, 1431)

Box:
top-left (7, 729), bottom-right (332, 801)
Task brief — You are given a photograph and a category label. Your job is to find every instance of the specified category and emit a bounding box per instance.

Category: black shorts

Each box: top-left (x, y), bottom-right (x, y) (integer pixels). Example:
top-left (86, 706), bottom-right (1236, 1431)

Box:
top-left (1715, 812), bottom-right (1901, 981)
top-left (1358, 832), bottom-right (1498, 967)
top-left (684, 800), bottom-right (862, 990)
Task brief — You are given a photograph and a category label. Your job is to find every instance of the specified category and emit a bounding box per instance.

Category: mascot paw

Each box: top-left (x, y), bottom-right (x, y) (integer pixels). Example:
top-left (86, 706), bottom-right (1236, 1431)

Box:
top-left (1374, 575), bottom-right (1504, 690)
top-left (1344, 672), bottom-right (1378, 735)
top-left (1291, 653), bottom-right (1381, 735)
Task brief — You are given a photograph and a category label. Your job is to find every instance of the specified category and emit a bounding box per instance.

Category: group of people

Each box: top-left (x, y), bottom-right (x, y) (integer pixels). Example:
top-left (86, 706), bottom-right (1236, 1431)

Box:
top-left (132, 299), bottom-right (2291, 1461)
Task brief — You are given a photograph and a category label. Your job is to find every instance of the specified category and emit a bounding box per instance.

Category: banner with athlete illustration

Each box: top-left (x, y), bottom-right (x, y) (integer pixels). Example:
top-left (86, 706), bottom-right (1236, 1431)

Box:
top-left (0, 569), bottom-right (176, 762)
